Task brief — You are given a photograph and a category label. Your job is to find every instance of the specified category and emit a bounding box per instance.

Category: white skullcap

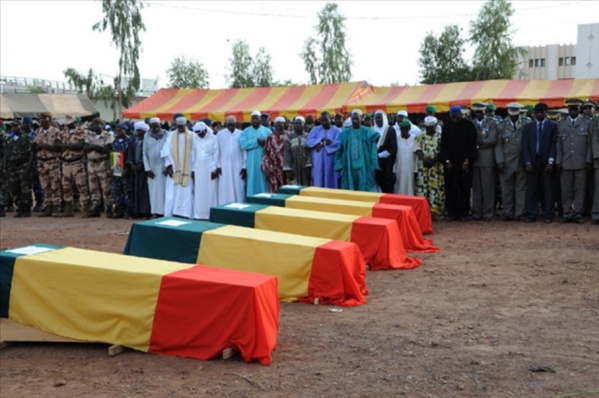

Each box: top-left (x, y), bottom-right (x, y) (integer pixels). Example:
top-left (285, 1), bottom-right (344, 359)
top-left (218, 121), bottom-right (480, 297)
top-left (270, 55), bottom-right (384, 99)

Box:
top-left (134, 121), bottom-right (150, 132)
top-left (397, 110), bottom-right (408, 117)
top-left (343, 117), bottom-right (352, 127)
top-left (175, 116), bottom-right (187, 126)
top-left (424, 116), bottom-right (438, 126)
top-left (225, 115), bottom-right (237, 123)
top-left (104, 124), bottom-right (111, 130)
top-left (274, 116), bottom-right (285, 123)
top-left (294, 116), bottom-right (305, 123)
top-left (251, 110), bottom-right (261, 117)
top-left (149, 117), bottom-right (160, 124)
top-left (192, 121), bottom-right (208, 133)
top-left (350, 109), bottom-right (363, 116)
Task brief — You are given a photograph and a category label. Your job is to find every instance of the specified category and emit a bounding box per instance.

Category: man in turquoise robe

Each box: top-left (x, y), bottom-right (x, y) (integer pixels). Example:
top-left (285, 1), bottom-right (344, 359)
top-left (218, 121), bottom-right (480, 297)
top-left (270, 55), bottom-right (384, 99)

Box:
top-left (334, 113), bottom-right (381, 191)
top-left (239, 110), bottom-right (272, 196)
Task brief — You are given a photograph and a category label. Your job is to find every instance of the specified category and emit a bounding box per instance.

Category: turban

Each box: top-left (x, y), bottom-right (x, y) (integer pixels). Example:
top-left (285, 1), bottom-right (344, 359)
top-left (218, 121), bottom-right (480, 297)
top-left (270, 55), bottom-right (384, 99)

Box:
top-left (274, 116), bottom-right (285, 123)
top-left (175, 116), bottom-right (187, 126)
top-left (350, 109), bottom-right (363, 116)
top-left (397, 110), bottom-right (408, 117)
top-left (134, 121), bottom-right (149, 132)
top-left (424, 116), bottom-right (438, 126)
top-left (173, 113), bottom-right (184, 121)
top-left (399, 120), bottom-right (411, 128)
top-left (149, 117), bottom-right (160, 124)
top-left (104, 124), bottom-right (111, 131)
top-left (294, 116), bottom-right (305, 124)
top-left (251, 110), bottom-right (261, 117)
top-left (192, 121), bottom-right (207, 132)
top-left (425, 105), bottom-right (436, 114)
top-left (449, 105), bottom-right (462, 115)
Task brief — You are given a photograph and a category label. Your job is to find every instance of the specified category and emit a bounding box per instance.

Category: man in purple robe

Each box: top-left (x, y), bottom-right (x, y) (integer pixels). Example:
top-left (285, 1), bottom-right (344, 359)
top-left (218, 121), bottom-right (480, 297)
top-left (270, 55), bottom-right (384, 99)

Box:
top-left (306, 111), bottom-right (340, 188)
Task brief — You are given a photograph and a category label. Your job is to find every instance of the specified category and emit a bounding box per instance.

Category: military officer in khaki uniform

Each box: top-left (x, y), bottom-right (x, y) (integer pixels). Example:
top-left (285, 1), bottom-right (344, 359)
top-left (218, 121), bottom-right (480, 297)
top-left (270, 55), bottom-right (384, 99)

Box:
top-left (495, 102), bottom-right (527, 221)
top-left (57, 115), bottom-right (91, 218)
top-left (32, 113), bottom-right (62, 217)
top-left (84, 118), bottom-right (115, 217)
top-left (556, 98), bottom-right (593, 223)
top-left (471, 102), bottom-right (498, 221)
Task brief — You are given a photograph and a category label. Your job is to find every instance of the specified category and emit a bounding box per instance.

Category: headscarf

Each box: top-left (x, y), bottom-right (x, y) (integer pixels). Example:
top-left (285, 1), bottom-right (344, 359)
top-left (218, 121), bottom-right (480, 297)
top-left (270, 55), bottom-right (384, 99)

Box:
top-left (192, 121), bottom-right (213, 135)
top-left (134, 121), bottom-right (149, 132)
top-left (373, 110), bottom-right (388, 135)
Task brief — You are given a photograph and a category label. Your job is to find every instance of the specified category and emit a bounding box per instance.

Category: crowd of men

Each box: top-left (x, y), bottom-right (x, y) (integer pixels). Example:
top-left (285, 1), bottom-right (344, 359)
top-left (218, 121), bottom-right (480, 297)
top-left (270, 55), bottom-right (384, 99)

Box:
top-left (1, 97), bottom-right (598, 225)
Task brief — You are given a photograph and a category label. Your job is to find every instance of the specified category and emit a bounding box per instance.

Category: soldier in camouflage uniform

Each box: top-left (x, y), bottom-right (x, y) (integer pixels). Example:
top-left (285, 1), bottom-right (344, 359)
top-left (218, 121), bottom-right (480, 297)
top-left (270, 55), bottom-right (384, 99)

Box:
top-left (0, 127), bottom-right (7, 217)
top-left (22, 116), bottom-right (44, 211)
top-left (32, 113), bottom-right (62, 217)
top-left (57, 115), bottom-right (91, 218)
top-left (4, 120), bottom-right (33, 217)
top-left (84, 118), bottom-right (114, 217)
top-left (110, 123), bottom-right (131, 219)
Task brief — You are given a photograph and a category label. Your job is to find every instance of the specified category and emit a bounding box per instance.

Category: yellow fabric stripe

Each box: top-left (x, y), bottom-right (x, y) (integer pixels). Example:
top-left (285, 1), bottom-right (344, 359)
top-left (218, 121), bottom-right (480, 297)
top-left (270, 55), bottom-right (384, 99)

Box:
top-left (429, 82), bottom-right (468, 109)
top-left (241, 86), bottom-right (291, 121)
top-left (472, 80), bottom-right (510, 104)
top-left (153, 89), bottom-right (194, 115)
top-left (320, 82), bottom-right (363, 112)
top-left (517, 80), bottom-right (551, 106)
top-left (287, 84), bottom-right (325, 113)
top-left (198, 225), bottom-right (328, 302)
top-left (255, 207), bottom-right (358, 242)
top-left (208, 89), bottom-right (255, 121)
top-left (9, 248), bottom-right (190, 352)
top-left (387, 85), bottom-right (430, 112)
top-left (183, 89), bottom-right (227, 114)
top-left (286, 196), bottom-right (374, 216)
top-left (568, 79), bottom-right (595, 98)
top-left (302, 187), bottom-right (383, 203)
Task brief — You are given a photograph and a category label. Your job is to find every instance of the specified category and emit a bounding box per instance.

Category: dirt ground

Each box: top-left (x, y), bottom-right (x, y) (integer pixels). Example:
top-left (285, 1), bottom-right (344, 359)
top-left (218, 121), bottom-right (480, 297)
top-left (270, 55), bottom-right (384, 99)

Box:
top-left (0, 215), bottom-right (597, 398)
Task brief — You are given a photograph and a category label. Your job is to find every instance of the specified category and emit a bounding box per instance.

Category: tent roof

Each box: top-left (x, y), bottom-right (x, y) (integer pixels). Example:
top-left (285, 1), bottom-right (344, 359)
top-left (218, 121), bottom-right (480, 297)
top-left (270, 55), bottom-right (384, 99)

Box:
top-left (122, 82), bottom-right (369, 121)
top-left (344, 79), bottom-right (599, 114)
top-left (0, 93), bottom-right (99, 119)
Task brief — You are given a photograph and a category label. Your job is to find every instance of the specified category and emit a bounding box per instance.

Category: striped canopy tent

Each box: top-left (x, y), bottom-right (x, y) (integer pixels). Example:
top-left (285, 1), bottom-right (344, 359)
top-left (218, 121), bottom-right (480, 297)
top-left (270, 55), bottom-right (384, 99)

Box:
top-left (0, 93), bottom-right (99, 119)
top-left (122, 81), bottom-right (369, 122)
top-left (343, 78), bottom-right (599, 115)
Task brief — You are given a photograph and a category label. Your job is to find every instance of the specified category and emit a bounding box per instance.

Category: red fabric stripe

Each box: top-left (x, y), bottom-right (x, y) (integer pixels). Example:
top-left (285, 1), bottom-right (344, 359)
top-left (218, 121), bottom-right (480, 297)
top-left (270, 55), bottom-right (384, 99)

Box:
top-left (372, 203), bottom-right (439, 253)
top-left (201, 89), bottom-right (240, 112)
top-left (448, 81), bottom-right (488, 108)
top-left (351, 217), bottom-right (421, 270)
top-left (300, 84), bottom-right (341, 114)
top-left (541, 79), bottom-right (574, 108)
top-left (301, 241), bottom-right (367, 307)
top-left (122, 88), bottom-right (180, 119)
top-left (407, 84), bottom-right (447, 113)
top-left (164, 89), bottom-right (210, 116)
top-left (270, 85), bottom-right (307, 111)
top-left (494, 80), bottom-right (529, 107)
top-left (228, 87), bottom-right (273, 113)
top-left (591, 79), bottom-right (599, 101)
top-left (380, 194), bottom-right (433, 234)
top-left (148, 265), bottom-right (279, 365)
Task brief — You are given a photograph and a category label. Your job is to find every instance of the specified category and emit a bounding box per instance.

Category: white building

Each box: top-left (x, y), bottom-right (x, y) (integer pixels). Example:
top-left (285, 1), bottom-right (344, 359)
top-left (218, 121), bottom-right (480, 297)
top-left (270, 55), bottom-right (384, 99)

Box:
top-left (515, 23), bottom-right (599, 80)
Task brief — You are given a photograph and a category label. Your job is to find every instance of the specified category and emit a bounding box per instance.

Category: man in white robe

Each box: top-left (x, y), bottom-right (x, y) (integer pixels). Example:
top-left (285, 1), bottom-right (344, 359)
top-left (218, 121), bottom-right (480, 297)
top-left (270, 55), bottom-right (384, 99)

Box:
top-left (143, 117), bottom-right (167, 216)
top-left (162, 116), bottom-right (194, 218)
top-left (191, 122), bottom-right (219, 219)
top-left (394, 120), bottom-right (420, 195)
top-left (216, 115), bottom-right (246, 204)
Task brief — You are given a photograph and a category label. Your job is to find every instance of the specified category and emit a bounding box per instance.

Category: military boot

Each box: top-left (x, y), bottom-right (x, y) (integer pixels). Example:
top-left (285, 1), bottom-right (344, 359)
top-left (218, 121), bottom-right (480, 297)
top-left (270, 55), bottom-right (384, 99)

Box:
top-left (105, 204), bottom-right (113, 218)
top-left (38, 205), bottom-right (53, 217)
top-left (61, 202), bottom-right (74, 218)
top-left (81, 201), bottom-right (91, 218)
top-left (52, 205), bottom-right (62, 217)
top-left (0, 206), bottom-right (5, 217)
top-left (111, 204), bottom-right (124, 219)
top-left (21, 205), bottom-right (32, 218)
top-left (14, 204), bottom-right (24, 218)
top-left (88, 203), bottom-right (101, 218)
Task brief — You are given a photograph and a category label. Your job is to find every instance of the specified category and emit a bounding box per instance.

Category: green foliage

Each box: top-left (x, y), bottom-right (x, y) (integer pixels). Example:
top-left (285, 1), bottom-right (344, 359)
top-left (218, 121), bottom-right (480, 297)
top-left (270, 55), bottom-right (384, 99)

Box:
top-left (418, 25), bottom-right (471, 84)
top-left (167, 56), bottom-right (209, 89)
top-left (469, 0), bottom-right (525, 80)
top-left (226, 40), bottom-right (274, 88)
top-left (27, 80), bottom-right (46, 94)
top-left (64, 67), bottom-right (116, 118)
top-left (301, 3), bottom-right (352, 84)
top-left (92, 0), bottom-right (145, 111)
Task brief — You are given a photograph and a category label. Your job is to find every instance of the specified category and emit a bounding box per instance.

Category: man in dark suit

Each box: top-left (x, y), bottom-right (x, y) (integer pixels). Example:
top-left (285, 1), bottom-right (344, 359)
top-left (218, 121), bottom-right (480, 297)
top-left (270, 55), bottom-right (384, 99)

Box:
top-left (522, 102), bottom-right (558, 223)
top-left (373, 110), bottom-right (397, 193)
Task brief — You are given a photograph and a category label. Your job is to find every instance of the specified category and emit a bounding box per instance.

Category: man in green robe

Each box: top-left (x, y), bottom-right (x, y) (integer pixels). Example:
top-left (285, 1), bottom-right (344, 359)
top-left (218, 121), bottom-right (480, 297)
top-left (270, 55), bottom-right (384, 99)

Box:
top-left (334, 112), bottom-right (380, 191)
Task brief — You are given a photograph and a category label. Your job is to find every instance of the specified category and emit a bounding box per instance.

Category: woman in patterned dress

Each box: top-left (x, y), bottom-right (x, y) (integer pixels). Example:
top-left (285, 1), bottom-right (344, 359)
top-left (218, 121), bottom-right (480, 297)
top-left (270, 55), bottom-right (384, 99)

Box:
top-left (416, 116), bottom-right (445, 219)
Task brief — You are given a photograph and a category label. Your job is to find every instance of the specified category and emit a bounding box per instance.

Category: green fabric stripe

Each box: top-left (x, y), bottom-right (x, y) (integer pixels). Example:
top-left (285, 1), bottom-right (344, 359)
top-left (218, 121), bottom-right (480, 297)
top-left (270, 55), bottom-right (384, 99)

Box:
top-left (246, 193), bottom-right (290, 207)
top-left (210, 203), bottom-right (269, 228)
top-left (277, 185), bottom-right (307, 195)
top-left (0, 244), bottom-right (64, 318)
top-left (123, 217), bottom-right (224, 264)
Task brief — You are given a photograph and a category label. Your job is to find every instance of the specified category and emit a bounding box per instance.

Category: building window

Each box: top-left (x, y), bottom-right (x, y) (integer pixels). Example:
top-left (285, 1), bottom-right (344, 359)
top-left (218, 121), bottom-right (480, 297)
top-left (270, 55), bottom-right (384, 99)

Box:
top-left (529, 59), bottom-right (534, 68)
top-left (565, 57), bottom-right (571, 66)
top-left (535, 59), bottom-right (539, 67)
top-left (571, 56), bottom-right (576, 66)
top-left (559, 57), bottom-right (564, 66)
top-left (541, 58), bottom-right (546, 67)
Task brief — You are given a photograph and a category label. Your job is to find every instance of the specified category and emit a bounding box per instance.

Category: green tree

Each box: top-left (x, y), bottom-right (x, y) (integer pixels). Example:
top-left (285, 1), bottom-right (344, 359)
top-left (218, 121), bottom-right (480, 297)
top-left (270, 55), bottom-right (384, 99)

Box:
top-left (92, 0), bottom-right (145, 114)
top-left (167, 56), bottom-right (210, 89)
top-left (252, 47), bottom-right (274, 88)
top-left (227, 39), bottom-right (255, 88)
top-left (469, 0), bottom-right (524, 80)
top-left (64, 67), bottom-right (117, 118)
top-left (27, 80), bottom-right (47, 94)
top-left (301, 3), bottom-right (352, 84)
top-left (418, 25), bottom-right (471, 84)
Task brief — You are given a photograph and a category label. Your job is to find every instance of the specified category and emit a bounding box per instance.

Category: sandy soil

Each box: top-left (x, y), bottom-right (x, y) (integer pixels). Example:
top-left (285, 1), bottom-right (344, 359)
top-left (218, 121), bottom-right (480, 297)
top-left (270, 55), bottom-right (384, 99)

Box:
top-left (0, 215), bottom-right (598, 398)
